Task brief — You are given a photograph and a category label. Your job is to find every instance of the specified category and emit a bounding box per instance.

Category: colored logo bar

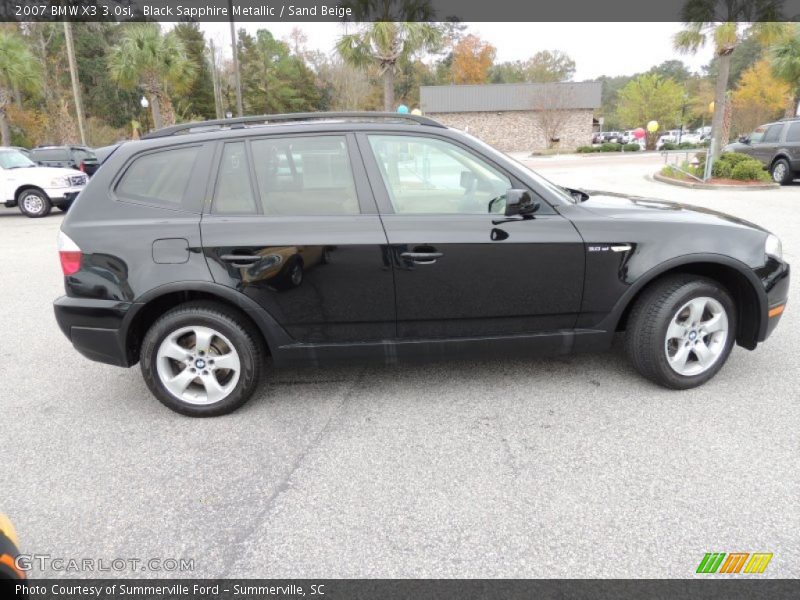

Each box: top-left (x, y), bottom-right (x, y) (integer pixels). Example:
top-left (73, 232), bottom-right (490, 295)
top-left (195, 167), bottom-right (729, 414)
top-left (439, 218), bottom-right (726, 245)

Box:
top-left (697, 552), bottom-right (773, 574)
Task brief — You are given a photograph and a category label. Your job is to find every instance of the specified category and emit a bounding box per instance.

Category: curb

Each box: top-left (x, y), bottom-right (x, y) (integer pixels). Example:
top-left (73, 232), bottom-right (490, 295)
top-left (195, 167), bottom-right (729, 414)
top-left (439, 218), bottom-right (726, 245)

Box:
top-left (651, 172), bottom-right (779, 190)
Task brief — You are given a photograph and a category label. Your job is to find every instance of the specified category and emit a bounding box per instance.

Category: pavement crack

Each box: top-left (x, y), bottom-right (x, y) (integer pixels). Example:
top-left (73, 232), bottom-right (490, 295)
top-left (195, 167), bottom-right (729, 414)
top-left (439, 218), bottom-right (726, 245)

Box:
top-left (218, 367), bottom-right (366, 577)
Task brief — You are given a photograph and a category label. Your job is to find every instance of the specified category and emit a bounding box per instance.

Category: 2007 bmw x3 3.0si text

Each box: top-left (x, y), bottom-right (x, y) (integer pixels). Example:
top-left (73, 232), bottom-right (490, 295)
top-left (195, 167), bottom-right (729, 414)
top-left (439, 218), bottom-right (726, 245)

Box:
top-left (53, 112), bottom-right (790, 416)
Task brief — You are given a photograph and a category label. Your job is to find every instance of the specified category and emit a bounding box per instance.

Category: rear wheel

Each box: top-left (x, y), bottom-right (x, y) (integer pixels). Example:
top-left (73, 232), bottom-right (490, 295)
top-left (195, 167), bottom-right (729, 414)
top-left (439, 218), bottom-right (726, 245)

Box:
top-left (17, 189), bottom-right (51, 218)
top-left (140, 302), bottom-right (263, 416)
top-left (771, 158), bottom-right (793, 185)
top-left (625, 275), bottom-right (736, 389)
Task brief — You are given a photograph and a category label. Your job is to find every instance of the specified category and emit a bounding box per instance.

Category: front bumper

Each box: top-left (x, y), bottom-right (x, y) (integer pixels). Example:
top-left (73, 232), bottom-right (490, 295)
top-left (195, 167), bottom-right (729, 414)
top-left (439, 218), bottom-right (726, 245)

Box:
top-left (759, 258), bottom-right (790, 341)
top-left (45, 186), bottom-right (84, 206)
top-left (54, 295), bottom-right (133, 367)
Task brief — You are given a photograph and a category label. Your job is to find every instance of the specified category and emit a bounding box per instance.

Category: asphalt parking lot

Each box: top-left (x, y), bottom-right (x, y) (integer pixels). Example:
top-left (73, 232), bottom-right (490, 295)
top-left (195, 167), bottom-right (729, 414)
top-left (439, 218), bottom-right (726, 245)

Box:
top-left (2, 152), bottom-right (798, 578)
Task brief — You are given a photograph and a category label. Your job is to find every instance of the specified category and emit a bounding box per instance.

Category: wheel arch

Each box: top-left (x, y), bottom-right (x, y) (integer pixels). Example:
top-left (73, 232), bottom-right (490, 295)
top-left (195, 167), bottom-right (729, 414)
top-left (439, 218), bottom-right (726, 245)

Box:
top-left (613, 255), bottom-right (766, 350)
top-left (14, 184), bottom-right (49, 202)
top-left (121, 281), bottom-right (293, 365)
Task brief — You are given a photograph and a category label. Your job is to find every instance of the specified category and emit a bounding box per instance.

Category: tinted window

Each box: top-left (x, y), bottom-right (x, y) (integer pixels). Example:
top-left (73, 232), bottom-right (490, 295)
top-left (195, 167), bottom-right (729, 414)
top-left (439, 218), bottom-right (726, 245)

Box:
top-left (72, 148), bottom-right (95, 162)
top-left (786, 122), bottom-right (800, 143)
top-left (213, 142), bottom-right (256, 214)
top-left (749, 126), bottom-right (767, 143)
top-left (116, 146), bottom-right (200, 208)
top-left (250, 135), bottom-right (359, 215)
top-left (368, 135), bottom-right (511, 215)
top-left (32, 148), bottom-right (70, 161)
top-left (762, 124), bottom-right (784, 143)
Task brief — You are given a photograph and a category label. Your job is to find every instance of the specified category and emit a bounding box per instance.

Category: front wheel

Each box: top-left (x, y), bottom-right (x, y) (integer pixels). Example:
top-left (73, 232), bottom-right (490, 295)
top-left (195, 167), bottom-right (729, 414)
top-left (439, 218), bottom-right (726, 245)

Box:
top-left (140, 302), bottom-right (264, 416)
top-left (625, 275), bottom-right (736, 389)
top-left (17, 189), bottom-right (52, 218)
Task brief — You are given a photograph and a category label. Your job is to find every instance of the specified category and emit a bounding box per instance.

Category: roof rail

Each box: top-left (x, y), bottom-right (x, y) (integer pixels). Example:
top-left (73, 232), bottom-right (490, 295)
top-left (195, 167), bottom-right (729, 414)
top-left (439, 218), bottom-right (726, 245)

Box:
top-left (141, 111), bottom-right (445, 139)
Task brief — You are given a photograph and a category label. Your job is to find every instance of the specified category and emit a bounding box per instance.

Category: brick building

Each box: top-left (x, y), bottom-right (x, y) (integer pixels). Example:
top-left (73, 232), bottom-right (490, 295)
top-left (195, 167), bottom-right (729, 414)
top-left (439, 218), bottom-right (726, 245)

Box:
top-left (419, 82), bottom-right (602, 153)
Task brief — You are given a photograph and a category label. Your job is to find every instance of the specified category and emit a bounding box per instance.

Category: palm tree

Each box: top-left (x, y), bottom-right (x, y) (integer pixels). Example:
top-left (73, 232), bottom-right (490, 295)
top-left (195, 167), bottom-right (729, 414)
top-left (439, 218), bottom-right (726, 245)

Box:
top-left (0, 30), bottom-right (41, 146)
top-left (770, 24), bottom-right (800, 117)
top-left (108, 23), bottom-right (197, 130)
top-left (336, 22), bottom-right (441, 111)
top-left (673, 0), bottom-right (786, 158)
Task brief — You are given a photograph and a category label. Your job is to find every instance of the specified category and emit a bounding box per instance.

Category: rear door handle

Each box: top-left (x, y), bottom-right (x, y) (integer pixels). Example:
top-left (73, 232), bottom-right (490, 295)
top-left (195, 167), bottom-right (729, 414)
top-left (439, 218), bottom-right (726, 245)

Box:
top-left (400, 251), bottom-right (443, 263)
top-left (220, 254), bottom-right (261, 264)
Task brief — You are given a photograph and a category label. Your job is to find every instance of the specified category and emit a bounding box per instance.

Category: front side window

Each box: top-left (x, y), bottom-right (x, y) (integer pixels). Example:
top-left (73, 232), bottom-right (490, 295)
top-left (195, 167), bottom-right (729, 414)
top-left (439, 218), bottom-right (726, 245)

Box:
top-left (116, 146), bottom-right (200, 209)
top-left (368, 135), bottom-right (511, 215)
top-left (250, 135), bottom-right (359, 215)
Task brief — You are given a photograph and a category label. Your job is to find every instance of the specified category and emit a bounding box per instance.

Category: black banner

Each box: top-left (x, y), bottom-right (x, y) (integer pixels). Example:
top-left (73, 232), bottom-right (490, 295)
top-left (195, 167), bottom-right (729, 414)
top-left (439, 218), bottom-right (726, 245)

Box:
top-left (3, 579), bottom-right (800, 600)
top-left (1, 0), bottom-right (800, 22)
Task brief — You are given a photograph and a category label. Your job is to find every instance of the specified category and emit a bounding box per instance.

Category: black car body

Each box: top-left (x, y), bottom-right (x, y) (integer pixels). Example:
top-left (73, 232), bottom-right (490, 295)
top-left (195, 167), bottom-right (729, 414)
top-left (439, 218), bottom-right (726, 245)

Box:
top-left (31, 145), bottom-right (99, 176)
top-left (723, 117), bottom-right (800, 184)
top-left (53, 113), bottom-right (790, 416)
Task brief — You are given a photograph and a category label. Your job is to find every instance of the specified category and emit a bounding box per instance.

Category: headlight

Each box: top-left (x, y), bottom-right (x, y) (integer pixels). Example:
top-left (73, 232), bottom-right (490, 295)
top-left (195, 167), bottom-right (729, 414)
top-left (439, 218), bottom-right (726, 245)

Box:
top-left (49, 176), bottom-right (71, 187)
top-left (765, 234), bottom-right (783, 260)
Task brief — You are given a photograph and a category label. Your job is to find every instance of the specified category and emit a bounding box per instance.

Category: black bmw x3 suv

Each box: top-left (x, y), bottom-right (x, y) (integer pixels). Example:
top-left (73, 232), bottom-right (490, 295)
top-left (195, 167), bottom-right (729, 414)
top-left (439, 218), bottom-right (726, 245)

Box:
top-left (53, 112), bottom-right (790, 416)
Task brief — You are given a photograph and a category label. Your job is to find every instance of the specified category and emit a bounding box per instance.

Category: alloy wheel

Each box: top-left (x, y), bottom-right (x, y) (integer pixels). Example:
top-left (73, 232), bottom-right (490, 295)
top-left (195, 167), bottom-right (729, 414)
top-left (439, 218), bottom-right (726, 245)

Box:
top-left (22, 194), bottom-right (44, 215)
top-left (664, 296), bottom-right (729, 376)
top-left (155, 325), bottom-right (241, 405)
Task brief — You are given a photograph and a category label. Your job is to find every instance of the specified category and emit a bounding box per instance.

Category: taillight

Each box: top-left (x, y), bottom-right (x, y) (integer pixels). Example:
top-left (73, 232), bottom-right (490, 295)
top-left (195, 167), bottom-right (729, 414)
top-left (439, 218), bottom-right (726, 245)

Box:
top-left (58, 230), bottom-right (82, 276)
top-left (79, 162), bottom-right (85, 172)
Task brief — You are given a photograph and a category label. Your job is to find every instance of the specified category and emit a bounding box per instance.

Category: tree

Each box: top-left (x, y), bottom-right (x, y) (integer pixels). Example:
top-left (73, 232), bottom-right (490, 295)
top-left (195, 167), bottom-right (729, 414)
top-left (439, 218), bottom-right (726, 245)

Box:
top-left (336, 22), bottom-right (441, 111)
top-left (173, 22), bottom-right (216, 120)
top-left (732, 58), bottom-right (790, 135)
top-left (616, 74), bottom-right (684, 149)
top-left (770, 24), bottom-right (800, 117)
top-left (0, 30), bottom-right (41, 145)
top-left (238, 29), bottom-right (321, 114)
top-left (648, 59), bottom-right (692, 83)
top-left (532, 85), bottom-right (578, 150)
top-left (524, 50), bottom-right (576, 83)
top-left (674, 2), bottom-right (786, 157)
top-left (451, 34), bottom-right (495, 84)
top-left (490, 50), bottom-right (575, 84)
top-left (108, 23), bottom-right (197, 130)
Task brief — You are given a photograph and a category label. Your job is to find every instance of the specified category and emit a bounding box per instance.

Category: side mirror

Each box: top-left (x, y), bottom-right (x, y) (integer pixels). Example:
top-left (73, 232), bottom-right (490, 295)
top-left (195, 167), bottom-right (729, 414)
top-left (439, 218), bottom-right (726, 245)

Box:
top-left (738, 136), bottom-right (750, 144)
top-left (504, 189), bottom-right (539, 218)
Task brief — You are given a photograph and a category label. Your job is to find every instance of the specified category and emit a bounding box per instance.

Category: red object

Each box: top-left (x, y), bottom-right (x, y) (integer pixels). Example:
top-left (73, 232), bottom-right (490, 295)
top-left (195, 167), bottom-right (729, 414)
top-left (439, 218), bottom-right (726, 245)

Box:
top-left (79, 161), bottom-right (86, 172)
top-left (59, 251), bottom-right (82, 275)
top-left (633, 128), bottom-right (646, 140)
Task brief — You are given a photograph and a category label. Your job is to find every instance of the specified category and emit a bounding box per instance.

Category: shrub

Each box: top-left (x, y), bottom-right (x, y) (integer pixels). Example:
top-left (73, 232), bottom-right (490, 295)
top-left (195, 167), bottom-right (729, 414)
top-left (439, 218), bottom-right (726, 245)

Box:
top-left (576, 145), bottom-right (597, 153)
top-left (730, 160), bottom-right (770, 182)
top-left (660, 142), bottom-right (677, 151)
top-left (712, 160), bottom-right (733, 179)
top-left (660, 165), bottom-right (678, 177)
top-left (677, 141), bottom-right (699, 149)
top-left (600, 142), bottom-right (622, 152)
top-left (622, 143), bottom-right (641, 152)
top-left (718, 152), bottom-right (751, 167)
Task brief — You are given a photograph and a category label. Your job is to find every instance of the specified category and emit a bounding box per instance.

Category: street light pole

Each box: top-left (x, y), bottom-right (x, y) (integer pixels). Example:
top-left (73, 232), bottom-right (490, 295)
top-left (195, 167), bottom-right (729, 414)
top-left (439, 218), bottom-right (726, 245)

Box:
top-left (228, 0), bottom-right (244, 118)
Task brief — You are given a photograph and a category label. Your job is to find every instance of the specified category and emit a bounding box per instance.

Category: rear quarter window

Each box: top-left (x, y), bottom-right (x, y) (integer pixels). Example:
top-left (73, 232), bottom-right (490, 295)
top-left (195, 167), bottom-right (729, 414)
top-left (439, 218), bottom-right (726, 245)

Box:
top-left (115, 146), bottom-right (201, 211)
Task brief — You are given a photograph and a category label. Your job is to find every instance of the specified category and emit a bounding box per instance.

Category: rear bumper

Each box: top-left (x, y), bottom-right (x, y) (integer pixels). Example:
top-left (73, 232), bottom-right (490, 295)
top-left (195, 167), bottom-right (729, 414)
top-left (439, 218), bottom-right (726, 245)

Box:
top-left (54, 295), bottom-right (133, 367)
top-left (759, 259), bottom-right (790, 341)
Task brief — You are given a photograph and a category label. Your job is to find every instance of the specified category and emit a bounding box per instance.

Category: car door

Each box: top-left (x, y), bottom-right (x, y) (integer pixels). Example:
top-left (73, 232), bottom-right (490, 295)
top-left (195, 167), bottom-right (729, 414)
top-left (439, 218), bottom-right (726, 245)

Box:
top-left (200, 133), bottom-right (395, 344)
top-left (358, 132), bottom-right (585, 339)
top-left (781, 121), bottom-right (800, 171)
top-left (753, 123), bottom-right (784, 165)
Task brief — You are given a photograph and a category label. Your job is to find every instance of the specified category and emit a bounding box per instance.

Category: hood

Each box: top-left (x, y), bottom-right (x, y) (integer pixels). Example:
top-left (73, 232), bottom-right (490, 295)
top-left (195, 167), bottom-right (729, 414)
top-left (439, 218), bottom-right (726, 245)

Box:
top-left (4, 165), bottom-right (85, 183)
top-left (578, 191), bottom-right (767, 232)
top-left (722, 142), bottom-right (751, 154)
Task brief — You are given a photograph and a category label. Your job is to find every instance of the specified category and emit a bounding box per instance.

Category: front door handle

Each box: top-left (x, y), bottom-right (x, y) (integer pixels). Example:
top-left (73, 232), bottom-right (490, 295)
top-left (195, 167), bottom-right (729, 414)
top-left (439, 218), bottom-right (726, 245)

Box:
top-left (400, 251), bottom-right (443, 263)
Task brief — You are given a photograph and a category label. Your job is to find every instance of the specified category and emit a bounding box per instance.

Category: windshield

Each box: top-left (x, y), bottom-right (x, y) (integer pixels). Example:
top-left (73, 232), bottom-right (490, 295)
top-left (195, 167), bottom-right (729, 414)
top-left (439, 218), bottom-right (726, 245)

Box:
top-left (0, 150), bottom-right (36, 169)
top-left (460, 131), bottom-right (576, 204)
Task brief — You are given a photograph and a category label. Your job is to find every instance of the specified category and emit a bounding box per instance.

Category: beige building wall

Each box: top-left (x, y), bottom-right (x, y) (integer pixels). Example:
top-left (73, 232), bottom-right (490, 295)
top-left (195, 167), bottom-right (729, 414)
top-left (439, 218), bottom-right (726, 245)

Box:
top-left (428, 109), bottom-right (594, 153)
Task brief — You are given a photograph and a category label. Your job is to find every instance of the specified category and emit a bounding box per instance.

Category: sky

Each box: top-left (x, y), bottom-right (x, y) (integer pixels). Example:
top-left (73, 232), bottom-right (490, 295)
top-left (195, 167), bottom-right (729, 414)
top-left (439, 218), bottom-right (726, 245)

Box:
top-left (197, 22), bottom-right (716, 80)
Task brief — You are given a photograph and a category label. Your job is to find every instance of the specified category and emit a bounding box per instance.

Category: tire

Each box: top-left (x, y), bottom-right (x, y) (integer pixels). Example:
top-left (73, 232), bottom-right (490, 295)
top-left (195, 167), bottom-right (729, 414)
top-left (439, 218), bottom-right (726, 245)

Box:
top-left (625, 275), bottom-right (736, 389)
top-left (140, 301), bottom-right (264, 417)
top-left (56, 203), bottom-right (72, 212)
top-left (770, 158), bottom-right (793, 185)
top-left (17, 189), bottom-right (52, 218)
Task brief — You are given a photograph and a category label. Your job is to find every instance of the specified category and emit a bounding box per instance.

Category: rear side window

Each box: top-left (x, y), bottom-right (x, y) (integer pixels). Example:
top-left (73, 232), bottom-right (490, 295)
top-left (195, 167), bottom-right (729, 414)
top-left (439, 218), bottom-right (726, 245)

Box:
top-left (251, 135), bottom-right (359, 215)
top-left (116, 146), bottom-right (200, 209)
top-left (213, 142), bottom-right (256, 214)
top-left (786, 122), bottom-right (800, 143)
top-left (763, 124), bottom-right (784, 143)
top-left (32, 149), bottom-right (70, 161)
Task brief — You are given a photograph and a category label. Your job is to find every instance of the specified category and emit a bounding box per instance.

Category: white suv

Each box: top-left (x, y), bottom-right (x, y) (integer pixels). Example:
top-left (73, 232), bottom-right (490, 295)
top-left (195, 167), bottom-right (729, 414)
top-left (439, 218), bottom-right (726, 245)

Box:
top-left (0, 147), bottom-right (87, 217)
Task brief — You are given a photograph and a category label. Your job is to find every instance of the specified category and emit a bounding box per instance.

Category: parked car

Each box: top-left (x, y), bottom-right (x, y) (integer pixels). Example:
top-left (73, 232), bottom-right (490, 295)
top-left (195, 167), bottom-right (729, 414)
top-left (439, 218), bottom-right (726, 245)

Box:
top-left (591, 131), bottom-right (604, 144)
top-left (601, 131), bottom-right (622, 143)
top-left (723, 117), bottom-right (800, 184)
top-left (656, 130), bottom-right (683, 149)
top-left (10, 146), bottom-right (31, 159)
top-left (53, 112), bottom-right (789, 416)
top-left (30, 145), bottom-right (99, 176)
top-left (0, 147), bottom-right (87, 217)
